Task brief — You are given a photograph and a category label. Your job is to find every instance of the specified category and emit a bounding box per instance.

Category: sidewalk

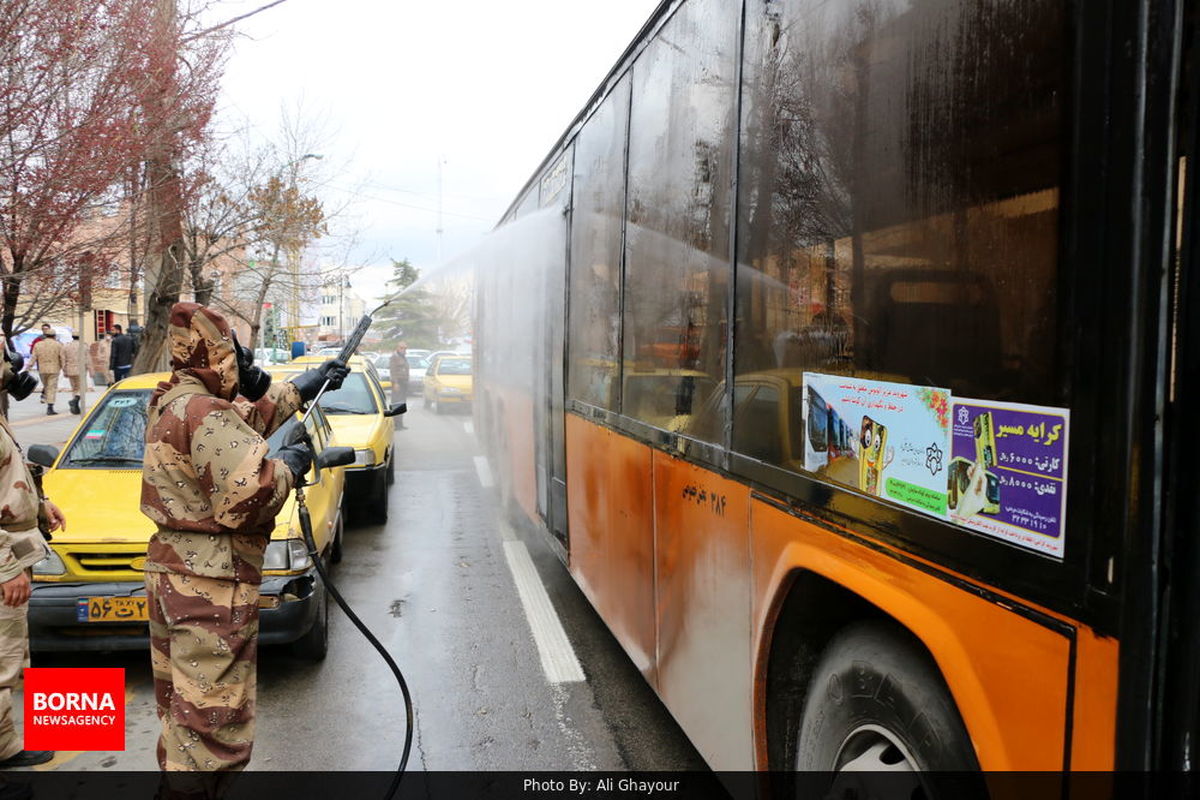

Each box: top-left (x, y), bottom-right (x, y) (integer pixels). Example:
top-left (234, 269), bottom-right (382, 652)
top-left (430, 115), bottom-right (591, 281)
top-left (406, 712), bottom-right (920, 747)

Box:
top-left (7, 389), bottom-right (98, 450)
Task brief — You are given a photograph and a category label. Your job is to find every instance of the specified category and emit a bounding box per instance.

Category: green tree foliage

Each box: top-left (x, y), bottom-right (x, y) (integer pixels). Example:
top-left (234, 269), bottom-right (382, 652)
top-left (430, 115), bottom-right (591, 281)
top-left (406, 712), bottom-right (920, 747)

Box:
top-left (373, 258), bottom-right (441, 348)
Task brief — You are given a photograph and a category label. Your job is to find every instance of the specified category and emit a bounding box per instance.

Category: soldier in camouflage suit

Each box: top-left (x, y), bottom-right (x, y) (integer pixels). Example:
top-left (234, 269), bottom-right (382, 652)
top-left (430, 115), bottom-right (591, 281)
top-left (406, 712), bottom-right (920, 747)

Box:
top-left (0, 345), bottom-right (65, 768)
top-left (141, 303), bottom-right (347, 772)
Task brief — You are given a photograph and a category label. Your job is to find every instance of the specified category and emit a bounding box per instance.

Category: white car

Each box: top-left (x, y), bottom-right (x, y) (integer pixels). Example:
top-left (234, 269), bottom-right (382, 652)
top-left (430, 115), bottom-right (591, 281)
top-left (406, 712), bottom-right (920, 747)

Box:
top-left (406, 355), bottom-right (428, 395)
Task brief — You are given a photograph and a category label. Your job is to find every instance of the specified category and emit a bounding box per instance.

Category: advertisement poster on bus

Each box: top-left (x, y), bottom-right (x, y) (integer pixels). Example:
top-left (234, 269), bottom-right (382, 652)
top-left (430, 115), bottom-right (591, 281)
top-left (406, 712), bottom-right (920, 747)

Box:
top-left (948, 399), bottom-right (1069, 559)
top-left (803, 373), bottom-right (952, 519)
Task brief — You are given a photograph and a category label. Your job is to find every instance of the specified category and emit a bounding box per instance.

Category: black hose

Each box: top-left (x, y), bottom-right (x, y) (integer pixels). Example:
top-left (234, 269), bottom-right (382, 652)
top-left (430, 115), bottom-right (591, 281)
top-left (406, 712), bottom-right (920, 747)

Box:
top-left (298, 498), bottom-right (414, 799)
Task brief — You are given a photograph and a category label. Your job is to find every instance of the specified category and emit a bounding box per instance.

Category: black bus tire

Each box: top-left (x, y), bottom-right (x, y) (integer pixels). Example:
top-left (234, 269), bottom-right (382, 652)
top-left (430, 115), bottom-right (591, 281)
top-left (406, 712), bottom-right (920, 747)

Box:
top-left (795, 621), bottom-right (980, 776)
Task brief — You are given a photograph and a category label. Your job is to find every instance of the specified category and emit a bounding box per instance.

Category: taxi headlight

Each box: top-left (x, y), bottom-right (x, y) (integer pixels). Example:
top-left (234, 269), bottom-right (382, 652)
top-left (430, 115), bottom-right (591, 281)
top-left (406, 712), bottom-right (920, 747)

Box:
top-left (32, 550), bottom-right (65, 576)
top-left (264, 539), bottom-right (311, 572)
top-left (353, 448), bottom-right (376, 467)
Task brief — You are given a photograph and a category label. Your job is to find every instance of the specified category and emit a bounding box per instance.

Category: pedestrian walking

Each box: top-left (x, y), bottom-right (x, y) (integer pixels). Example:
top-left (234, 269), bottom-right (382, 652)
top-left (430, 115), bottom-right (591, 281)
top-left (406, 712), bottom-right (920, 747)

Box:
top-left (30, 330), bottom-right (63, 415)
top-left (109, 324), bottom-right (136, 380)
top-left (63, 334), bottom-right (83, 415)
top-left (89, 335), bottom-right (112, 387)
top-left (140, 302), bottom-right (347, 772)
top-left (0, 343), bottom-right (64, 768)
top-left (389, 342), bottom-right (410, 429)
top-left (28, 324), bottom-right (50, 359)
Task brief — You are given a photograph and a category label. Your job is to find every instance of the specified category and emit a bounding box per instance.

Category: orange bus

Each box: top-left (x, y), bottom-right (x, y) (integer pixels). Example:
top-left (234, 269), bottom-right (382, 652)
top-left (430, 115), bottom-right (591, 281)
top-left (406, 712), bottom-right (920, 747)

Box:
top-left (474, 0), bottom-right (1200, 778)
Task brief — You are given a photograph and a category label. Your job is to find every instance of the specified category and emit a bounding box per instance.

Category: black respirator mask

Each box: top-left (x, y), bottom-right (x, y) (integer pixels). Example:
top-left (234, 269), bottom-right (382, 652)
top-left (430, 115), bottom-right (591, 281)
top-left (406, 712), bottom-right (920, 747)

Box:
top-left (3, 344), bottom-right (36, 401)
top-left (231, 331), bottom-right (272, 402)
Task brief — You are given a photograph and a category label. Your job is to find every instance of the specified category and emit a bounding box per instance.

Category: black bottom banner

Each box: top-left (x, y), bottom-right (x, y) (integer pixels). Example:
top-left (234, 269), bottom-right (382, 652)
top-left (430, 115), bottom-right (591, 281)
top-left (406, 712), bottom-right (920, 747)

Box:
top-left (0, 770), bottom-right (1192, 800)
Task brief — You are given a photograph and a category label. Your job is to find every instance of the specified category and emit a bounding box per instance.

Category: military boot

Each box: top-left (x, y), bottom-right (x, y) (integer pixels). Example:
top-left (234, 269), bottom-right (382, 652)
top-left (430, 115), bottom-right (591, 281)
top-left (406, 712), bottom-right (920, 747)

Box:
top-left (69, 396), bottom-right (80, 415)
top-left (46, 404), bottom-right (56, 415)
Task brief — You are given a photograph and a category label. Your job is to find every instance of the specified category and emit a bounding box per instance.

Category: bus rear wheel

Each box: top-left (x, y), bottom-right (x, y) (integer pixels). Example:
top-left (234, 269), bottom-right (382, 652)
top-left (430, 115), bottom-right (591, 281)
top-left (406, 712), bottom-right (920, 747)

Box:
top-left (795, 621), bottom-right (980, 795)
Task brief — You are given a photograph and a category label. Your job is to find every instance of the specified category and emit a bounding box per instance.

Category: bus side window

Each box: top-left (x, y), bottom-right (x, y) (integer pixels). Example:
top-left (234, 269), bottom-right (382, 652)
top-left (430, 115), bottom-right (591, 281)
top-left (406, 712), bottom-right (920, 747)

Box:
top-left (733, 385), bottom-right (782, 466)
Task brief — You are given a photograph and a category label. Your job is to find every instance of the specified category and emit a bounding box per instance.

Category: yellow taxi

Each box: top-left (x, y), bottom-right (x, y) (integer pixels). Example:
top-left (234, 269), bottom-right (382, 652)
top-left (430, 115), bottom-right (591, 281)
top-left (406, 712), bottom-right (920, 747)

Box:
top-left (422, 353), bottom-right (473, 414)
top-left (27, 373), bottom-right (352, 660)
top-left (268, 356), bottom-right (404, 523)
top-left (621, 367), bottom-right (719, 432)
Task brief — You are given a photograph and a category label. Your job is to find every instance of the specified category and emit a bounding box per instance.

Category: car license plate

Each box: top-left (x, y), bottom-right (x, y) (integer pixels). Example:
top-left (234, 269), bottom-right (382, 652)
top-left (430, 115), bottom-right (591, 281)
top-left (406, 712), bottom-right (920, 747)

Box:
top-left (76, 597), bottom-right (149, 623)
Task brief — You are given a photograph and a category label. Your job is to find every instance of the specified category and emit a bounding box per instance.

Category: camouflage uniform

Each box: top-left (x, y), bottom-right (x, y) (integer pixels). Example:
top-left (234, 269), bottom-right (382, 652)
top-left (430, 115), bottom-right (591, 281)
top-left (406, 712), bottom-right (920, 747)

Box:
top-left (141, 304), bottom-right (301, 772)
top-left (62, 339), bottom-right (83, 396)
top-left (31, 336), bottom-right (62, 405)
top-left (0, 365), bottom-right (51, 761)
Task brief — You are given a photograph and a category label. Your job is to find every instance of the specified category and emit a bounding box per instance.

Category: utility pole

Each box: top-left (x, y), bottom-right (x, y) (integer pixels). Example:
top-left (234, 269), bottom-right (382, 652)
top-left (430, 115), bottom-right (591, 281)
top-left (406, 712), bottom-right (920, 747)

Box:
top-left (437, 156), bottom-right (445, 264)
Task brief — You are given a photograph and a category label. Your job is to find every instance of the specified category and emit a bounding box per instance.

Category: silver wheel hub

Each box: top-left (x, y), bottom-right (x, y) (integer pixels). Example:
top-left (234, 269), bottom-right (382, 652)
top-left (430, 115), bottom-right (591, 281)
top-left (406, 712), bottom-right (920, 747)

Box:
top-left (827, 724), bottom-right (926, 800)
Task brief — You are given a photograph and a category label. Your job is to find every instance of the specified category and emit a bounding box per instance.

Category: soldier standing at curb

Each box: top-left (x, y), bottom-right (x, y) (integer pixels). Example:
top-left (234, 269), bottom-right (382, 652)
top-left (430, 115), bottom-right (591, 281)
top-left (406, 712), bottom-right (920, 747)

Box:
top-left (30, 330), bottom-right (63, 415)
top-left (388, 342), bottom-right (410, 429)
top-left (140, 303), bottom-right (348, 772)
top-left (0, 342), bottom-right (65, 768)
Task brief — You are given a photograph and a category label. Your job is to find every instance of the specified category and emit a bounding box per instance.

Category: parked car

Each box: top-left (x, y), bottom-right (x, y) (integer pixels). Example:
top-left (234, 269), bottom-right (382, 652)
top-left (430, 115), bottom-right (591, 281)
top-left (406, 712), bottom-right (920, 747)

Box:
top-left (28, 374), bottom-right (351, 660)
top-left (423, 354), bottom-right (473, 414)
top-left (424, 349), bottom-right (469, 366)
top-left (401, 354), bottom-right (428, 396)
top-left (272, 356), bottom-right (404, 523)
top-left (255, 347), bottom-right (292, 365)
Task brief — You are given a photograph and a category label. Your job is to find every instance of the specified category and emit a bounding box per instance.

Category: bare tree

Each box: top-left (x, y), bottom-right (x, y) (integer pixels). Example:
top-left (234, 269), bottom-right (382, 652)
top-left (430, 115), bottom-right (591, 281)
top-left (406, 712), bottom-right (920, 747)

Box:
top-left (0, 0), bottom-right (172, 337)
top-left (132, 0), bottom-right (228, 371)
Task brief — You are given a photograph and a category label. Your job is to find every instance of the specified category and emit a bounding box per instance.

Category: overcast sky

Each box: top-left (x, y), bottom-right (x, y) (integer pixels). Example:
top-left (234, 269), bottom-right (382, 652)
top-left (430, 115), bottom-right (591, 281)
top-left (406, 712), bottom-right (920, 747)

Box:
top-left (214, 0), bottom-right (662, 304)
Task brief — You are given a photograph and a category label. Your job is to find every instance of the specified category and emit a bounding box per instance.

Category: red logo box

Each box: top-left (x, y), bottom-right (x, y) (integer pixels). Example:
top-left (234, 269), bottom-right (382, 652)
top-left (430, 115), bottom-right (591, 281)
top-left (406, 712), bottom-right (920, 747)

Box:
top-left (24, 668), bottom-right (124, 751)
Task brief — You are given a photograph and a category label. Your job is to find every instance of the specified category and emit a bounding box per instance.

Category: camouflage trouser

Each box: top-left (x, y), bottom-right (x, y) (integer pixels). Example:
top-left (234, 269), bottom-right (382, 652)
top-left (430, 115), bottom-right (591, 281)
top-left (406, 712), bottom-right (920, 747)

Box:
top-left (0, 583), bottom-right (28, 761)
top-left (145, 571), bottom-right (260, 772)
top-left (40, 372), bottom-right (59, 404)
top-left (66, 374), bottom-right (82, 395)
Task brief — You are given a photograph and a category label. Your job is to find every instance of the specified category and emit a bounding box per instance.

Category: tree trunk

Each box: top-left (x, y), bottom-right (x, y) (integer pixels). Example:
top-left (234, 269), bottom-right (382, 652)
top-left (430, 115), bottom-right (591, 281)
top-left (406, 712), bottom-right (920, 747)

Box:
top-left (248, 273), bottom-right (274, 350)
top-left (190, 257), bottom-right (213, 305)
top-left (2, 257), bottom-right (23, 340)
top-left (132, 0), bottom-right (184, 375)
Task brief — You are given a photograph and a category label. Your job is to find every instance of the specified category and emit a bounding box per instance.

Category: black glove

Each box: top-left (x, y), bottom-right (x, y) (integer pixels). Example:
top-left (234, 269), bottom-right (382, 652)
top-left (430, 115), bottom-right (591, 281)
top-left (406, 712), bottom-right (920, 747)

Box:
top-left (231, 330), bottom-right (271, 401)
top-left (291, 359), bottom-right (350, 403)
top-left (276, 438), bottom-right (314, 482)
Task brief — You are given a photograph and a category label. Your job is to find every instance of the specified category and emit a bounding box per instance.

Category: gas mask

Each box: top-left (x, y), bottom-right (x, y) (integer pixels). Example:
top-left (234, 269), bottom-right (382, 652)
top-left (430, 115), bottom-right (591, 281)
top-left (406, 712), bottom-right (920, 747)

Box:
top-left (2, 344), bottom-right (36, 401)
top-left (231, 331), bottom-right (272, 402)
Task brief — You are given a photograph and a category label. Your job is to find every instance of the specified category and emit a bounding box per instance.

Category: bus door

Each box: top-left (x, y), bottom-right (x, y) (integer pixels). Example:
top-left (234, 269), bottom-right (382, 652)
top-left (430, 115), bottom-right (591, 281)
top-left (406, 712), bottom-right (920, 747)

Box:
top-left (1155, 1), bottom-right (1200, 767)
top-left (537, 152), bottom-right (572, 547)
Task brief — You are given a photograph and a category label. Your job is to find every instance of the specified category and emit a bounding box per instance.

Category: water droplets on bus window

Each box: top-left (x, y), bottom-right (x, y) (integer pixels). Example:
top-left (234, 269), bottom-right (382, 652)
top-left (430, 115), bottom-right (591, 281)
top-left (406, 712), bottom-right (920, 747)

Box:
top-left (731, 0), bottom-right (1066, 475)
top-left (621, 0), bottom-right (740, 441)
top-left (568, 75), bottom-right (630, 412)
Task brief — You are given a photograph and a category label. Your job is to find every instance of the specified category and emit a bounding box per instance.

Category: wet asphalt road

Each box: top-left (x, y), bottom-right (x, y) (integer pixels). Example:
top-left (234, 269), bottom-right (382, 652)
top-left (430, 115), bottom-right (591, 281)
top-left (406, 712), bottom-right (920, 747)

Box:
top-left (19, 401), bottom-right (707, 772)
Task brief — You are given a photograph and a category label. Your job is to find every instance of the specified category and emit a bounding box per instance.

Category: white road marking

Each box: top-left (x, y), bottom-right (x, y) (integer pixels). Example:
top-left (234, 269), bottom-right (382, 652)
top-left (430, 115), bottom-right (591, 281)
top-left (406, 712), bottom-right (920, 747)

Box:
top-left (502, 539), bottom-right (585, 684)
top-left (463, 420), bottom-right (474, 435)
top-left (473, 455), bottom-right (494, 488)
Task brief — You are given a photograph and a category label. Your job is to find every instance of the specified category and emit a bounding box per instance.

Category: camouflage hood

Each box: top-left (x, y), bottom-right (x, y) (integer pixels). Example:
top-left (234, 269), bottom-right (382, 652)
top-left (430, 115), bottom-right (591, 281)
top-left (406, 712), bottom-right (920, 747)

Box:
top-left (156, 302), bottom-right (239, 403)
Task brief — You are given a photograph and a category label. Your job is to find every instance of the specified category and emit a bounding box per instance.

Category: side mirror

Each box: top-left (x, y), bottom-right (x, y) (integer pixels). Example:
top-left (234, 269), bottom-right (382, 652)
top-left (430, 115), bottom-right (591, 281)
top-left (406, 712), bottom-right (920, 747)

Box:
top-left (27, 444), bottom-right (59, 469)
top-left (384, 403), bottom-right (407, 417)
top-left (316, 446), bottom-right (355, 470)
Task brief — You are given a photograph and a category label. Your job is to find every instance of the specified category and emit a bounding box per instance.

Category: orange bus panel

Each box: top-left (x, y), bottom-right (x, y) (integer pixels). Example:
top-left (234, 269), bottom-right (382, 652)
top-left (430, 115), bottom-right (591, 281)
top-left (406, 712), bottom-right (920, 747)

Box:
top-left (652, 450), bottom-right (755, 770)
top-left (566, 414), bottom-right (657, 683)
top-left (1070, 628), bottom-right (1119, 769)
top-left (564, 414), bottom-right (1117, 771)
top-left (750, 498), bottom-right (1072, 770)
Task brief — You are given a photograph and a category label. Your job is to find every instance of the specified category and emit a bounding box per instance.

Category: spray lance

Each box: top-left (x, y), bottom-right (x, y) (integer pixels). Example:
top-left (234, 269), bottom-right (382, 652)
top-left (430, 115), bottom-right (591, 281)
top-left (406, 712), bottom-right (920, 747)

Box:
top-left (286, 302), bottom-right (414, 797)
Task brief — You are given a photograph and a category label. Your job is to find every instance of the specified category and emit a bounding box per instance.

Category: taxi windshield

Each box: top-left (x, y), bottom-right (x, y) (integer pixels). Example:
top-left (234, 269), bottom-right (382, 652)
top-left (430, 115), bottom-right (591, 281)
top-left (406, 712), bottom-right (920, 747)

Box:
top-left (60, 390), bottom-right (152, 467)
top-left (436, 358), bottom-right (471, 376)
top-left (312, 373), bottom-right (378, 415)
